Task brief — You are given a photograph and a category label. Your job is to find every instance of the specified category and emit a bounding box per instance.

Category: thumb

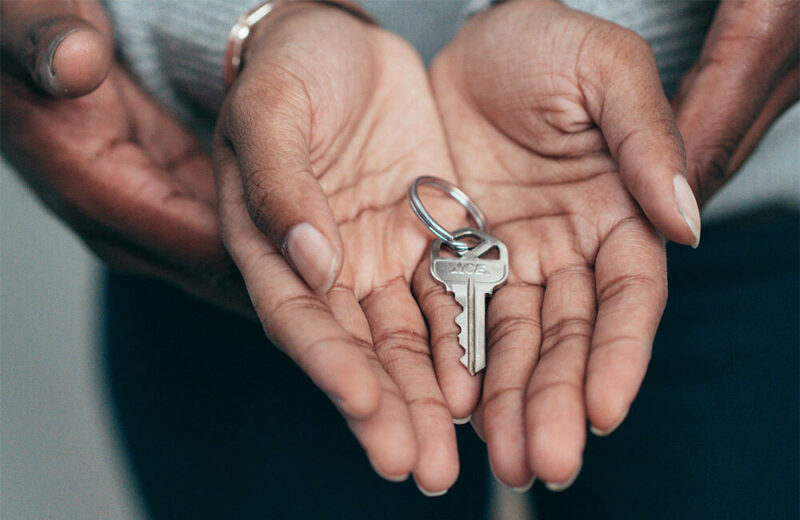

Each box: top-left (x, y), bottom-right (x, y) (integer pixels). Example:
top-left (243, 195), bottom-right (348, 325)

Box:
top-left (671, 0), bottom-right (799, 204)
top-left (581, 27), bottom-right (701, 248)
top-left (1, 0), bottom-right (112, 97)
top-left (217, 82), bottom-right (344, 294)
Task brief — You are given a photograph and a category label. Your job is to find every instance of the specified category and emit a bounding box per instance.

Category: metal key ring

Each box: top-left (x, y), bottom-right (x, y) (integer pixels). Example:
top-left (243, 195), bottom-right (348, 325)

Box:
top-left (408, 176), bottom-right (489, 251)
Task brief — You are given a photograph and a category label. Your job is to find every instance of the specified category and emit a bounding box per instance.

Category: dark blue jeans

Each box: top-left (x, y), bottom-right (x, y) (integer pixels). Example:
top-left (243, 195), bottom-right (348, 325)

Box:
top-left (104, 208), bottom-right (798, 520)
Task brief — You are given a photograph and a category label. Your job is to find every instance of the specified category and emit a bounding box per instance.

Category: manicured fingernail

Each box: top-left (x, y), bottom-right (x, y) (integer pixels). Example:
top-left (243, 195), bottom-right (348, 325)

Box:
top-left (590, 407), bottom-right (629, 437)
top-left (673, 175), bottom-right (701, 248)
top-left (414, 476), bottom-right (448, 497)
top-left (368, 457), bottom-right (409, 483)
top-left (512, 476), bottom-right (536, 493)
top-left (545, 462), bottom-right (582, 492)
top-left (284, 223), bottom-right (339, 294)
top-left (453, 414), bottom-right (471, 425)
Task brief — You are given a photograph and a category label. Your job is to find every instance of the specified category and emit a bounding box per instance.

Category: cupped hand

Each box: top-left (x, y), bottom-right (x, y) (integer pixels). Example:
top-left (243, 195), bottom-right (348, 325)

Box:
top-left (1, 0), bottom-right (249, 314)
top-left (213, 3), bottom-right (465, 494)
top-left (428, 0), bottom-right (697, 490)
top-left (672, 0), bottom-right (799, 204)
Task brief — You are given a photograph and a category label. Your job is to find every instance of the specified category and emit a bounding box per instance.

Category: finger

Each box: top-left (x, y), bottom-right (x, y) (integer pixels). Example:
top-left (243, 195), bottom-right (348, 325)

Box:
top-left (412, 256), bottom-right (482, 421)
top-left (724, 67), bottom-right (799, 180)
top-left (481, 282), bottom-right (543, 489)
top-left (362, 280), bottom-right (459, 496)
top-left (219, 72), bottom-right (344, 294)
top-left (525, 265), bottom-right (595, 490)
top-left (579, 23), bottom-right (700, 247)
top-left (1, 0), bottom-right (112, 97)
top-left (214, 139), bottom-right (381, 420)
top-left (586, 219), bottom-right (666, 437)
top-left (470, 405), bottom-right (487, 443)
top-left (326, 286), bottom-right (417, 482)
top-left (672, 0), bottom-right (799, 204)
top-left (2, 66), bottom-right (229, 281)
top-left (111, 68), bottom-right (217, 204)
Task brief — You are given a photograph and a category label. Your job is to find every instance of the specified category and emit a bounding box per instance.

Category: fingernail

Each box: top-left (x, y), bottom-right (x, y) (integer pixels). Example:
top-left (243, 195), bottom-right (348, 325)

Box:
top-left (368, 457), bottom-right (409, 483)
top-left (512, 476), bottom-right (536, 493)
top-left (413, 476), bottom-right (448, 497)
top-left (590, 407), bottom-right (629, 437)
top-left (545, 462), bottom-right (582, 492)
top-left (673, 175), bottom-right (701, 249)
top-left (284, 223), bottom-right (339, 294)
top-left (453, 414), bottom-right (471, 425)
top-left (39, 29), bottom-right (79, 94)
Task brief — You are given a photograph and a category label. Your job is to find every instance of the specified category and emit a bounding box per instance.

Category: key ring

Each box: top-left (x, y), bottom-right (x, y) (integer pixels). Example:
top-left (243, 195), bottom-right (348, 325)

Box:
top-left (408, 176), bottom-right (489, 251)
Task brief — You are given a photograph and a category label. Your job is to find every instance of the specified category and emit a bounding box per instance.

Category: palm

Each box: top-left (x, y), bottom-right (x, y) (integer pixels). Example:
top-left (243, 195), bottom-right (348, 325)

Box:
top-left (1, 59), bottom-right (245, 311)
top-left (215, 6), bottom-right (463, 491)
top-left (427, 2), bottom-right (669, 488)
top-left (306, 38), bottom-right (458, 299)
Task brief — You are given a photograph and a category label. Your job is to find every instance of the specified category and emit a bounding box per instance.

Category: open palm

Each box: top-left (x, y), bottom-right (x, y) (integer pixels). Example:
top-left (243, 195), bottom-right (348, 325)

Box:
top-left (425, 0), bottom-right (696, 490)
top-left (214, 4), bottom-right (464, 494)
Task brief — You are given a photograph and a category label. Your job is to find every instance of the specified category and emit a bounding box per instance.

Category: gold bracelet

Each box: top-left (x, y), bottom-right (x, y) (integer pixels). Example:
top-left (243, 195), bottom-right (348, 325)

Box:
top-left (223, 0), bottom-right (376, 88)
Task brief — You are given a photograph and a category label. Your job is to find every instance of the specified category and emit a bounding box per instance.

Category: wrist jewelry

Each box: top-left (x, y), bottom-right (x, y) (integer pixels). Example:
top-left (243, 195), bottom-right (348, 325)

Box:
top-left (224, 0), bottom-right (376, 88)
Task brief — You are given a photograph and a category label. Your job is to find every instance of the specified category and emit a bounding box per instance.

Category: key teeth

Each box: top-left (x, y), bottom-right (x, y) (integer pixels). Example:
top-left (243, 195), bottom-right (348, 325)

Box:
top-left (455, 311), bottom-right (469, 370)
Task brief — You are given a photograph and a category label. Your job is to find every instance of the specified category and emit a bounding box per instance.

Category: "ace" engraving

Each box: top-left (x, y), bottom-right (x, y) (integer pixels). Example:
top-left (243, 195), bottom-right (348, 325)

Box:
top-left (449, 262), bottom-right (488, 275)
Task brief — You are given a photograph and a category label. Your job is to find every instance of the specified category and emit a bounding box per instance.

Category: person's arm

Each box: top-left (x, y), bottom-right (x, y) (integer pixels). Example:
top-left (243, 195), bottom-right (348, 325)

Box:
top-left (1, 0), bottom-right (250, 315)
top-left (671, 0), bottom-right (799, 205)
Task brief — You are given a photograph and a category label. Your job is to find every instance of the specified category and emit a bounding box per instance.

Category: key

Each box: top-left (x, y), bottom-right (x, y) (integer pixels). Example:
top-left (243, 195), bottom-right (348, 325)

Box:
top-left (430, 228), bottom-right (509, 375)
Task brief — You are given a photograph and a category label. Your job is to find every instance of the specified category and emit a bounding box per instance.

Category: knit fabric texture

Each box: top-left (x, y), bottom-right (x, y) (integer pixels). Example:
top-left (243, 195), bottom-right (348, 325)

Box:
top-left (103, 0), bottom-right (798, 216)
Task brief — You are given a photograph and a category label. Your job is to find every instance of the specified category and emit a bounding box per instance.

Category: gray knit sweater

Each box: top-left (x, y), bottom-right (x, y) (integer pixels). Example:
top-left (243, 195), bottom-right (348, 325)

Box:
top-left (105, 0), bottom-right (799, 218)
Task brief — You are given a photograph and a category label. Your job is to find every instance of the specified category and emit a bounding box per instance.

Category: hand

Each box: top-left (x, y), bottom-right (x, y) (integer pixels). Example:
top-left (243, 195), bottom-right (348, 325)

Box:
top-left (672, 0), bottom-right (799, 204)
top-left (429, 0), bottom-right (695, 489)
top-left (1, 0), bottom-right (249, 314)
top-left (213, 3), bottom-right (464, 493)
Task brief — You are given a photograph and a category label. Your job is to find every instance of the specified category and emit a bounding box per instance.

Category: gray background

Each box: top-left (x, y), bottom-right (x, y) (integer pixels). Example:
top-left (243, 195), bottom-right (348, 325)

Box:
top-left (1, 165), bottom-right (145, 519)
top-left (1, 103), bottom-right (797, 519)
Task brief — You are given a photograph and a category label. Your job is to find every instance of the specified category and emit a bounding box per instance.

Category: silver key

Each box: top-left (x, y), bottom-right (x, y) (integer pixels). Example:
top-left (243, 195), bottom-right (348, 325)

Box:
top-left (430, 228), bottom-right (509, 375)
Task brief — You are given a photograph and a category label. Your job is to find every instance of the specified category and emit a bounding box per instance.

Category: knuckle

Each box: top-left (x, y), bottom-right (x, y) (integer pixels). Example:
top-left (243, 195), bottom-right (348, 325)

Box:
top-left (597, 273), bottom-right (667, 308)
top-left (264, 293), bottom-right (330, 340)
top-left (689, 136), bottom-right (739, 200)
top-left (619, 27), bottom-right (654, 57)
top-left (273, 292), bottom-right (329, 318)
top-left (487, 314), bottom-right (542, 350)
top-left (431, 329), bottom-right (460, 354)
top-left (406, 395), bottom-right (451, 414)
top-left (372, 328), bottom-right (431, 367)
top-left (604, 25), bottom-right (656, 69)
top-left (482, 385), bottom-right (525, 412)
top-left (526, 379), bottom-right (583, 404)
top-left (541, 316), bottom-right (594, 354)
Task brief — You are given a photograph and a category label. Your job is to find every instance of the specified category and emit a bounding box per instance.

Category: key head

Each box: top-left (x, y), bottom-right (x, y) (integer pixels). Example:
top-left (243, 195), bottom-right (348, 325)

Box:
top-left (430, 228), bottom-right (509, 292)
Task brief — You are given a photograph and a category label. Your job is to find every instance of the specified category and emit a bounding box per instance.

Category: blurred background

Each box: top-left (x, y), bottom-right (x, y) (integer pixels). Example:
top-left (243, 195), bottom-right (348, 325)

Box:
top-left (1, 103), bottom-right (798, 519)
top-left (1, 158), bottom-right (144, 519)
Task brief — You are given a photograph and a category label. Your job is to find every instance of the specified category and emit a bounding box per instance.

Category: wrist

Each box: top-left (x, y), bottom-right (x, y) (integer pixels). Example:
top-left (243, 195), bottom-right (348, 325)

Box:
top-left (224, 0), bottom-right (375, 88)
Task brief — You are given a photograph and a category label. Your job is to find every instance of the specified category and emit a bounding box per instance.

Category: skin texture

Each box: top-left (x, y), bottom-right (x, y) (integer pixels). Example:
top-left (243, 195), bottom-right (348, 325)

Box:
top-left (213, 4), bottom-right (467, 494)
top-left (428, 0), bottom-right (679, 489)
top-left (1, 0), bottom-right (250, 315)
top-left (3, 0), bottom-right (796, 498)
top-left (671, 0), bottom-right (799, 204)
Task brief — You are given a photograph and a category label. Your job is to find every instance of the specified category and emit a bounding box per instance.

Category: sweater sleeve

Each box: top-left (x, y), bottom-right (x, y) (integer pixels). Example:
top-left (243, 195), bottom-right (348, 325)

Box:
top-left (103, 0), bottom-right (484, 125)
top-left (105, 0), bottom-right (253, 119)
